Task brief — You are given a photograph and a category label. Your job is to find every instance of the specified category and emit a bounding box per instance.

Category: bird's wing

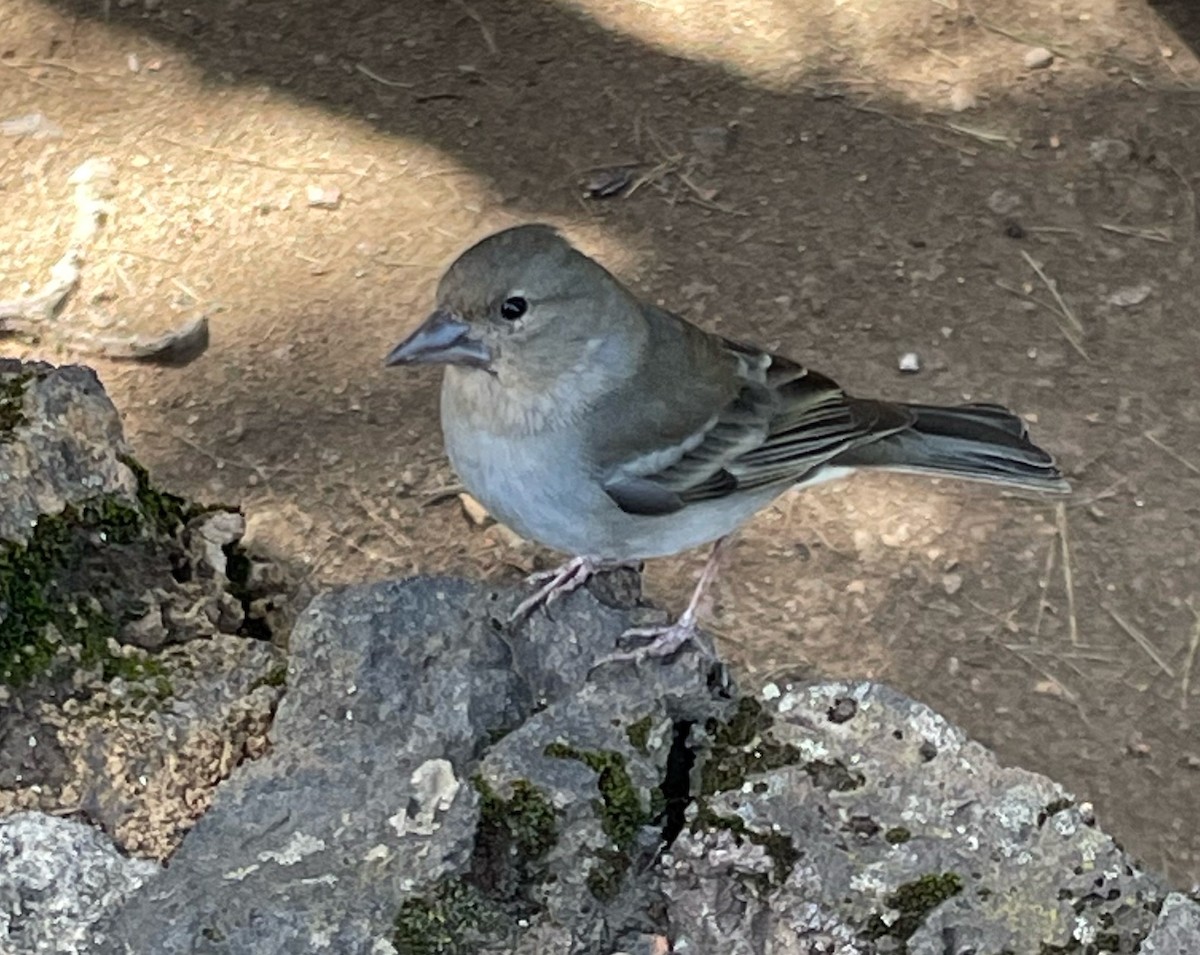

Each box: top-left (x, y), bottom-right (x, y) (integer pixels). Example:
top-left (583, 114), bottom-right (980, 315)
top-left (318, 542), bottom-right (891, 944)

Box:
top-left (602, 332), bottom-right (913, 516)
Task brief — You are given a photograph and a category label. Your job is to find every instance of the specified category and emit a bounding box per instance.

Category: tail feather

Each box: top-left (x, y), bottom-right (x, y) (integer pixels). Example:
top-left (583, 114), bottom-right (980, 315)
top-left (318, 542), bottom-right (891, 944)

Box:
top-left (835, 402), bottom-right (1070, 493)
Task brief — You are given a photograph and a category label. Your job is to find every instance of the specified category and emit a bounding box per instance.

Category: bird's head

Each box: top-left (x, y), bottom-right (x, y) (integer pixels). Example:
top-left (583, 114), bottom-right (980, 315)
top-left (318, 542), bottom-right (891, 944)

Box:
top-left (385, 224), bottom-right (641, 384)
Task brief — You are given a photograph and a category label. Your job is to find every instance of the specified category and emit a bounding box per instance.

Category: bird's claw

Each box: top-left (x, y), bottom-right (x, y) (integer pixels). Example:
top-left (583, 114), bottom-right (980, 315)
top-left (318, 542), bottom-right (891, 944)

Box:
top-left (591, 616), bottom-right (704, 669)
top-left (509, 556), bottom-right (637, 624)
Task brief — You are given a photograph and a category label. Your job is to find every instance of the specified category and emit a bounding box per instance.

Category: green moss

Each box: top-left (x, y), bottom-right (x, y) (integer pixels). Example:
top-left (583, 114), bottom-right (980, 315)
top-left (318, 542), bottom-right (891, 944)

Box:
top-left (392, 880), bottom-right (507, 955)
top-left (692, 805), bottom-right (801, 885)
top-left (701, 697), bottom-right (802, 794)
top-left (544, 743), bottom-right (648, 849)
top-left (0, 372), bottom-right (32, 439)
top-left (0, 456), bottom-right (212, 687)
top-left (865, 873), bottom-right (964, 950)
top-left (625, 715), bottom-right (653, 755)
top-left (474, 777), bottom-right (557, 860)
top-left (118, 454), bottom-right (207, 535)
top-left (885, 827), bottom-right (912, 845)
top-left (0, 499), bottom-right (140, 685)
top-left (585, 847), bottom-right (631, 902)
top-left (252, 664), bottom-right (288, 690)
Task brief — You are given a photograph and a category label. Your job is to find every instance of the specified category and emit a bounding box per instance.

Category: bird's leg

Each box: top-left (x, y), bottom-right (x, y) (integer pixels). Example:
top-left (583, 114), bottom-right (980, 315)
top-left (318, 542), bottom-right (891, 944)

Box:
top-left (509, 555), bottom-right (640, 624)
top-left (597, 536), bottom-right (732, 665)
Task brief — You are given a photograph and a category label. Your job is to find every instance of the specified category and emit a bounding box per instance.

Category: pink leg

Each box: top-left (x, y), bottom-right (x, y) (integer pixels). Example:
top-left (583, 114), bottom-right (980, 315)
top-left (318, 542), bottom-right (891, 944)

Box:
top-left (509, 555), bottom-right (640, 624)
top-left (596, 536), bottom-right (732, 665)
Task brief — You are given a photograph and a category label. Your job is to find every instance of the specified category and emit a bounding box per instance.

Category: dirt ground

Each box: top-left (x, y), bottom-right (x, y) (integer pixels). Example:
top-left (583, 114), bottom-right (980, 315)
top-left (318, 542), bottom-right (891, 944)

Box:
top-left (3, 0), bottom-right (1200, 886)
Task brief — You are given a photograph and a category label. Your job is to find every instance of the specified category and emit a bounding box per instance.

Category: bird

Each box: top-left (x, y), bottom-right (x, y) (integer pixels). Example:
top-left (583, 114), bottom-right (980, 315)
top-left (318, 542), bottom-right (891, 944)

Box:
top-left (385, 223), bottom-right (1069, 662)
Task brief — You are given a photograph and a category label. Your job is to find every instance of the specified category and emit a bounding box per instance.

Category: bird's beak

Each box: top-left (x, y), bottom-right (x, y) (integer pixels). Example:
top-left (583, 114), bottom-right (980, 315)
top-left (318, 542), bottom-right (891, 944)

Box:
top-left (384, 309), bottom-right (493, 369)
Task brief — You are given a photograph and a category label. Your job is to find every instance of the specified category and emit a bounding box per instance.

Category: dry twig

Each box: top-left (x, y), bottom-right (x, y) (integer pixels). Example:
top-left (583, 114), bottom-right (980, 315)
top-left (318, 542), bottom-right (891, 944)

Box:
top-left (1055, 503), bottom-right (1080, 647)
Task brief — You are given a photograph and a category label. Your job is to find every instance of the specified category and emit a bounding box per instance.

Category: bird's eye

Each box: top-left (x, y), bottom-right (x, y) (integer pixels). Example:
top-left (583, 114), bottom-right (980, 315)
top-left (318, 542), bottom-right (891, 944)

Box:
top-left (500, 296), bottom-right (528, 321)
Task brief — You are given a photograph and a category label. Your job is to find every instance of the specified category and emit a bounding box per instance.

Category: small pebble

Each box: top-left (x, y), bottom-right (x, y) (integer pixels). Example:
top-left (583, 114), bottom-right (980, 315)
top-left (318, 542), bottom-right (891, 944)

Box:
top-left (1107, 284), bottom-right (1151, 307)
top-left (898, 352), bottom-right (921, 374)
top-left (1024, 47), bottom-right (1054, 70)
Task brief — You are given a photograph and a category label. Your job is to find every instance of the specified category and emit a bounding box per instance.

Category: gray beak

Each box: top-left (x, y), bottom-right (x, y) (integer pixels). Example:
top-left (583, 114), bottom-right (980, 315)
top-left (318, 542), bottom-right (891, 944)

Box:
top-left (384, 309), bottom-right (493, 369)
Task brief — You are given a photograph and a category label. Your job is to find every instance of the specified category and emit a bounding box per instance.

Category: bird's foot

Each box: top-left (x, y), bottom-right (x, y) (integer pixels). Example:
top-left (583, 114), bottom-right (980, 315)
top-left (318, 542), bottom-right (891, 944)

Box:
top-left (593, 614), bottom-right (705, 667)
top-left (509, 556), bottom-right (638, 624)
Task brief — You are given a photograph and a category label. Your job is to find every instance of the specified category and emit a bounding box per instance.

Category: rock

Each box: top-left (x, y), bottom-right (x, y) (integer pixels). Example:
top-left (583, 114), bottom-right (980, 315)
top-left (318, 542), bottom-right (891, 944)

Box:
top-left (947, 85), bottom-right (977, 112)
top-left (1108, 284), bottom-right (1152, 307)
top-left (1089, 138), bottom-right (1133, 167)
top-left (1142, 894), bottom-right (1200, 954)
top-left (0, 360), bottom-right (290, 862)
top-left (986, 188), bottom-right (1022, 216)
top-left (0, 361), bottom-right (137, 546)
top-left (90, 576), bottom-right (1191, 954)
top-left (1024, 47), bottom-right (1054, 69)
top-left (898, 352), bottom-right (921, 374)
top-left (0, 812), bottom-right (159, 954)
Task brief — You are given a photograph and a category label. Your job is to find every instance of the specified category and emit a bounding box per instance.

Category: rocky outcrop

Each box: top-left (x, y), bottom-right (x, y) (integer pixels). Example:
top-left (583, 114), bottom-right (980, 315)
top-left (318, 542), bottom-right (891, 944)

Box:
top-left (2, 359), bottom-right (1198, 955)
top-left (0, 360), bottom-right (294, 857)
top-left (86, 575), bottom-right (1195, 955)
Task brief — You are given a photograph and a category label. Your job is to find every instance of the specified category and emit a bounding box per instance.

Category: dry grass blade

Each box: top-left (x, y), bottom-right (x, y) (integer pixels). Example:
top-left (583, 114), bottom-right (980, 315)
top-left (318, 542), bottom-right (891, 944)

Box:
top-left (941, 121), bottom-right (1018, 149)
top-left (1020, 251), bottom-right (1084, 333)
top-left (1181, 600), bottom-right (1200, 713)
top-left (1020, 251), bottom-right (1088, 360)
top-left (452, 0), bottom-right (499, 56)
top-left (1102, 603), bottom-right (1176, 679)
top-left (1031, 536), bottom-right (1058, 641)
top-left (354, 63), bottom-right (414, 89)
top-left (1098, 223), bottom-right (1173, 244)
top-left (1143, 431), bottom-right (1200, 478)
top-left (1055, 503), bottom-right (1080, 647)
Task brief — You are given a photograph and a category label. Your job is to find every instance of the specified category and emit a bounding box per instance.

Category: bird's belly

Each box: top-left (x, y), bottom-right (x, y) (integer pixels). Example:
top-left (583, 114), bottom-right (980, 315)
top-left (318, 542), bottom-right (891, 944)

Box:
top-left (444, 425), bottom-right (783, 560)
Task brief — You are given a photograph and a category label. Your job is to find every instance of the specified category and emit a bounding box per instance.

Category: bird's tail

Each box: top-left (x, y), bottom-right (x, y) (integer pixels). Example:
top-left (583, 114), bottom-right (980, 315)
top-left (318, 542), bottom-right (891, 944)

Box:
top-left (839, 402), bottom-right (1070, 493)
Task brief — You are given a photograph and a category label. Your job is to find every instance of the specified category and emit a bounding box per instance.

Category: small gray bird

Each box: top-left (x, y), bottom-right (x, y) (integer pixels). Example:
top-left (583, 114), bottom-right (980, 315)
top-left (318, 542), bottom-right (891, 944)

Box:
top-left (386, 224), bottom-right (1068, 661)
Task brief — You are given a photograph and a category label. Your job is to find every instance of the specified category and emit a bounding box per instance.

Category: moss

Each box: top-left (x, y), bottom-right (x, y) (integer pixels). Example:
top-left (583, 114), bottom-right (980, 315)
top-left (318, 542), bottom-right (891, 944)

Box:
top-left (544, 743), bottom-right (648, 849)
top-left (0, 499), bottom-right (140, 685)
top-left (865, 872), bottom-right (964, 950)
top-left (585, 848), bottom-right (630, 902)
top-left (692, 805), bottom-right (801, 885)
top-left (252, 664), bottom-right (288, 690)
top-left (700, 697), bottom-right (802, 795)
top-left (0, 457), bottom-right (205, 687)
top-left (392, 880), bottom-right (507, 955)
top-left (0, 372), bottom-right (32, 439)
top-left (474, 777), bottom-right (557, 860)
top-left (625, 715), bottom-right (653, 755)
top-left (885, 827), bottom-right (912, 845)
top-left (118, 454), bottom-right (207, 536)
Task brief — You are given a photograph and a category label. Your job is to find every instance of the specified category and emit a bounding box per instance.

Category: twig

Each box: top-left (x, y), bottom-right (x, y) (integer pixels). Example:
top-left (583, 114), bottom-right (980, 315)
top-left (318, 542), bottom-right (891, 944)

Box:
top-left (1098, 223), bottom-right (1173, 243)
top-left (1020, 251), bottom-right (1083, 333)
top-left (354, 62), bottom-right (414, 89)
top-left (1102, 603), bottom-right (1176, 678)
top-left (1020, 251), bottom-right (1088, 360)
top-left (452, 0), bottom-right (499, 56)
top-left (1182, 600), bottom-right (1200, 713)
top-left (156, 135), bottom-right (362, 176)
top-left (1055, 503), bottom-right (1080, 647)
top-left (1144, 430), bottom-right (1200, 478)
top-left (996, 640), bottom-right (1089, 723)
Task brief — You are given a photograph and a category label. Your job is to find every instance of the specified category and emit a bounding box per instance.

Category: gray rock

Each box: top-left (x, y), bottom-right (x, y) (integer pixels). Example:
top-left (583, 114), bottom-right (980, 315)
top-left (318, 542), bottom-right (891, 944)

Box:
top-left (92, 576), bottom-right (1195, 954)
top-left (1141, 894), bottom-right (1200, 954)
top-left (0, 360), bottom-right (137, 545)
top-left (0, 812), bottom-right (159, 954)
